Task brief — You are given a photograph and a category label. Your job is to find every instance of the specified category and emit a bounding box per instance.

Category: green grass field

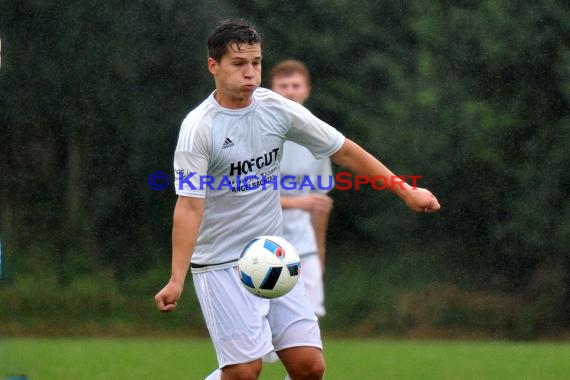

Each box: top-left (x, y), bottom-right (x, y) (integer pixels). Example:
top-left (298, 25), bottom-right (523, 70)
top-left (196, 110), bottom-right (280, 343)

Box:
top-left (2, 337), bottom-right (570, 379)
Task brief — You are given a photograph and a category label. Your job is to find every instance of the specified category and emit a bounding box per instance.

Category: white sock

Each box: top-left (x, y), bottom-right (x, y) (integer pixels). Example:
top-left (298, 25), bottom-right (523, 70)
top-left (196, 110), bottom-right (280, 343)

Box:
top-left (204, 368), bottom-right (222, 380)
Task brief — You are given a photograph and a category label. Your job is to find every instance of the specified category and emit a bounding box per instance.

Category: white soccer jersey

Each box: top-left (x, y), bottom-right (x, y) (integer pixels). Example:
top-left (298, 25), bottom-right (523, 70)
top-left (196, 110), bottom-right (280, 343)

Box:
top-left (280, 141), bottom-right (333, 256)
top-left (174, 88), bottom-right (344, 271)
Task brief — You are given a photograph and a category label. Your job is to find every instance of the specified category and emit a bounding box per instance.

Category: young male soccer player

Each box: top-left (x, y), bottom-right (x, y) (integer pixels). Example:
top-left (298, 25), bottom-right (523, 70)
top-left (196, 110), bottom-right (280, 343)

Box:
top-left (155, 19), bottom-right (440, 380)
top-left (270, 59), bottom-right (332, 318)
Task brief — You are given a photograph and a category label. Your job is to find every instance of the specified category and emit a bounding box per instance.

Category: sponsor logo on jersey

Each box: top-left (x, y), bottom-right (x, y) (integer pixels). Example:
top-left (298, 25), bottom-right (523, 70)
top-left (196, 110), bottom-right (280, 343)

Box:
top-left (229, 147), bottom-right (280, 176)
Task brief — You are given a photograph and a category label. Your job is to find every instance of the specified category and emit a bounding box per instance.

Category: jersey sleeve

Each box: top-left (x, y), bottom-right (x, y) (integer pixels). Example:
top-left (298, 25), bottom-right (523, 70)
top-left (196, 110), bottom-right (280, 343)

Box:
top-left (284, 101), bottom-right (345, 160)
top-left (173, 116), bottom-right (211, 198)
top-left (315, 157), bottom-right (334, 195)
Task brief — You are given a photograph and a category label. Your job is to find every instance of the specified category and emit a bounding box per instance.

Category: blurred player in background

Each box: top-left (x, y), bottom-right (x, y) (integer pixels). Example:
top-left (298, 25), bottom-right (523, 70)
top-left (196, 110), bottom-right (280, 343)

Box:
top-left (270, 59), bottom-right (332, 318)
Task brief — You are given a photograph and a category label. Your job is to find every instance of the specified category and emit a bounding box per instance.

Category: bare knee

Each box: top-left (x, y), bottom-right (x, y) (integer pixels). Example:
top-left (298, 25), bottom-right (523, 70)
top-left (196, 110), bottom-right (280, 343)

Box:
top-left (221, 360), bottom-right (262, 380)
top-left (279, 347), bottom-right (325, 380)
top-left (288, 359), bottom-right (325, 380)
top-left (302, 356), bottom-right (325, 380)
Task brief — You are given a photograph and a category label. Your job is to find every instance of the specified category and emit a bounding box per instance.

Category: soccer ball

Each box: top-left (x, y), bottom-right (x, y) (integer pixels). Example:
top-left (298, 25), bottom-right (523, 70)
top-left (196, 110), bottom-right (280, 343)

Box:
top-left (238, 235), bottom-right (301, 299)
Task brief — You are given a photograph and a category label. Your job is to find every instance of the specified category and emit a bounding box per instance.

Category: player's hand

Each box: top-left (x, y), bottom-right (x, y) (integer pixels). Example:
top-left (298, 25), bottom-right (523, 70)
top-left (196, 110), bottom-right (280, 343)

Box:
top-left (402, 187), bottom-right (441, 213)
top-left (154, 281), bottom-right (183, 312)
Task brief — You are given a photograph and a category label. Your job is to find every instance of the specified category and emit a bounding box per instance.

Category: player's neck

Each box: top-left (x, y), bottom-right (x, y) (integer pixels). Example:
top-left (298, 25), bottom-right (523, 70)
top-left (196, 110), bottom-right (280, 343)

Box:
top-left (214, 90), bottom-right (253, 109)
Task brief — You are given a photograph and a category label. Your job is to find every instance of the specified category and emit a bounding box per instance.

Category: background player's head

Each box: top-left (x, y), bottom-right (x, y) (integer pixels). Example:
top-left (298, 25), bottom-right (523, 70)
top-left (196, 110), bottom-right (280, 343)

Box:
top-left (269, 59), bottom-right (312, 104)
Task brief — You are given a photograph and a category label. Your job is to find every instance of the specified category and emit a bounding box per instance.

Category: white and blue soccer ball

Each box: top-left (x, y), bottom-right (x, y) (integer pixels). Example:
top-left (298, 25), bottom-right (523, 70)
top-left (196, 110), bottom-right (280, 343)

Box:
top-left (238, 235), bottom-right (301, 299)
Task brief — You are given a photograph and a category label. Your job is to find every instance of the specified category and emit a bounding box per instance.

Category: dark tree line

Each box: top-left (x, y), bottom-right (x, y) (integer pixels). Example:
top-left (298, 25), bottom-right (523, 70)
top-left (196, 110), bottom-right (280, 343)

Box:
top-left (1, 0), bottom-right (568, 337)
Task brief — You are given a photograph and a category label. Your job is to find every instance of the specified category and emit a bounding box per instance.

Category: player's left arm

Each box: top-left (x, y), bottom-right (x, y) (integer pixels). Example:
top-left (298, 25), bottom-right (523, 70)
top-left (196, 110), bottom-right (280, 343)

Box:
top-left (331, 138), bottom-right (441, 212)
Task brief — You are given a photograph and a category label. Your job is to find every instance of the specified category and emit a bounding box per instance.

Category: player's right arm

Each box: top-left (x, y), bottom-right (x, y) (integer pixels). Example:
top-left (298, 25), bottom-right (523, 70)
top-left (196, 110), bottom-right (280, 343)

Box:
top-left (155, 195), bottom-right (205, 312)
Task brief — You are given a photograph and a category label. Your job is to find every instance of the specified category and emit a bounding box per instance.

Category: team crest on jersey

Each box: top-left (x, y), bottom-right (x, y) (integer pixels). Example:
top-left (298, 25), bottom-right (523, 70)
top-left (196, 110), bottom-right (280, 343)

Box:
top-left (222, 137), bottom-right (234, 149)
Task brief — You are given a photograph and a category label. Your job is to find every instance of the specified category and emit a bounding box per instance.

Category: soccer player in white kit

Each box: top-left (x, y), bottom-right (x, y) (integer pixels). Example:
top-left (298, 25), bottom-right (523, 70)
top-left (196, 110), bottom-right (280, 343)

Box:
top-left (155, 19), bottom-right (441, 380)
top-left (270, 60), bottom-right (332, 318)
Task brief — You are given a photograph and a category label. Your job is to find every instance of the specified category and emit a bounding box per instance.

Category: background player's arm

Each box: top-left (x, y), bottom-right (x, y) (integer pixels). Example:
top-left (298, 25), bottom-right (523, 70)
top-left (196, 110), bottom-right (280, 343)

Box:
top-left (310, 203), bottom-right (331, 270)
top-left (155, 195), bottom-right (205, 312)
top-left (280, 194), bottom-right (332, 213)
top-left (331, 139), bottom-right (440, 212)
top-left (280, 194), bottom-right (333, 269)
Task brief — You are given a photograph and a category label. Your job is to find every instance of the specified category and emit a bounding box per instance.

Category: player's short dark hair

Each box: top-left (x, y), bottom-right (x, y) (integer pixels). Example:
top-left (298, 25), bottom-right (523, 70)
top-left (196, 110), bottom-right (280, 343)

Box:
top-left (207, 19), bottom-right (263, 62)
top-left (269, 59), bottom-right (311, 88)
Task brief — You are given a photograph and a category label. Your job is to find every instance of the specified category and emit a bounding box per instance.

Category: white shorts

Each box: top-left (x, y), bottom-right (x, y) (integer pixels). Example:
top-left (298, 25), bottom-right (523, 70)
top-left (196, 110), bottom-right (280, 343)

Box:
top-left (192, 267), bottom-right (322, 368)
top-left (300, 254), bottom-right (326, 317)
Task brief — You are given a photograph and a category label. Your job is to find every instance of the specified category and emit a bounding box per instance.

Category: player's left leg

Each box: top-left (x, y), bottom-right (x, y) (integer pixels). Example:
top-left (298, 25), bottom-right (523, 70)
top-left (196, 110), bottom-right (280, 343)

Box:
top-left (268, 280), bottom-right (325, 379)
top-left (278, 346), bottom-right (325, 380)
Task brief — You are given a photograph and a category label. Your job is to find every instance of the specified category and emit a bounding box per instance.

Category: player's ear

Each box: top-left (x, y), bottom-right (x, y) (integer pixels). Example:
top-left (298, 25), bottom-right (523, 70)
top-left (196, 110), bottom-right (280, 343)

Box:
top-left (208, 57), bottom-right (218, 75)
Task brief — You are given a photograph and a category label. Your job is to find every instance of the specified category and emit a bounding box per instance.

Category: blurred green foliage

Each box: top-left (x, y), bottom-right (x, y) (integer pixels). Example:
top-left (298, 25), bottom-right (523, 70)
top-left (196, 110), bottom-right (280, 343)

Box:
top-left (1, 0), bottom-right (568, 338)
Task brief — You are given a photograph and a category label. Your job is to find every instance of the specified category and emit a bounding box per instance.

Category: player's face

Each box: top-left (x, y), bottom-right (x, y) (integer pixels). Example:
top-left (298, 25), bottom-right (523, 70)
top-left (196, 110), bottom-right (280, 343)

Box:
top-left (208, 43), bottom-right (262, 109)
top-left (271, 73), bottom-right (311, 104)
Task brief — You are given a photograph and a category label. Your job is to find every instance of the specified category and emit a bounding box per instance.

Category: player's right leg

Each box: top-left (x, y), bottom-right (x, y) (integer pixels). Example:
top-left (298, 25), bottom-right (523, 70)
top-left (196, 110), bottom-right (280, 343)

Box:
top-left (205, 362), bottom-right (263, 380)
top-left (221, 360), bottom-right (262, 380)
top-left (193, 268), bottom-right (275, 378)
top-left (262, 351), bottom-right (280, 363)
top-left (204, 368), bottom-right (221, 380)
